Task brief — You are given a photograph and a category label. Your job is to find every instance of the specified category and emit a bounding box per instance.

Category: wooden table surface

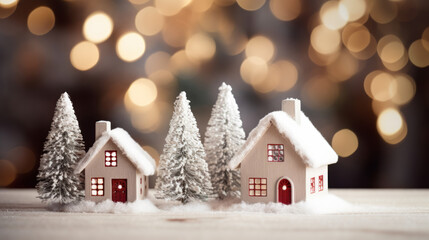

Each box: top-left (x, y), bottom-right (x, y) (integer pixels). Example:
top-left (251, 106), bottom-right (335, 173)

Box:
top-left (0, 189), bottom-right (428, 240)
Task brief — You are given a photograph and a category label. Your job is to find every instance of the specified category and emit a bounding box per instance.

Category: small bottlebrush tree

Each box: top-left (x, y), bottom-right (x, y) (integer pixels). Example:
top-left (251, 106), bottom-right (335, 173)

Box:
top-left (204, 83), bottom-right (245, 199)
top-left (155, 92), bottom-right (213, 203)
top-left (36, 92), bottom-right (85, 205)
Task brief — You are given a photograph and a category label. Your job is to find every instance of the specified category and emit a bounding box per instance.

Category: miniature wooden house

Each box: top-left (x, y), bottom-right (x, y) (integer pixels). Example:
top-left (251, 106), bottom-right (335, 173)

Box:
top-left (74, 121), bottom-right (156, 203)
top-left (229, 99), bottom-right (338, 205)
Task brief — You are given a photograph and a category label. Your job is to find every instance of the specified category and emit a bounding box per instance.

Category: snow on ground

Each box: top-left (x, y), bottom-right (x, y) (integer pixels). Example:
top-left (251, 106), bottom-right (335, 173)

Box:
top-left (55, 192), bottom-right (379, 215)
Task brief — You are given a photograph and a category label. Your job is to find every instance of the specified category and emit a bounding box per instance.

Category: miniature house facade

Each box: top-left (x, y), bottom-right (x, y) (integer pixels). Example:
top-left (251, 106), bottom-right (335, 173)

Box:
top-left (229, 99), bottom-right (338, 205)
top-left (74, 121), bottom-right (156, 203)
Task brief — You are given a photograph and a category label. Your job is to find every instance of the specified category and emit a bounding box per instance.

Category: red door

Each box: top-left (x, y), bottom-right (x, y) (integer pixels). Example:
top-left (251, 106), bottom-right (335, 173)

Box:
top-left (112, 179), bottom-right (127, 203)
top-left (278, 178), bottom-right (292, 205)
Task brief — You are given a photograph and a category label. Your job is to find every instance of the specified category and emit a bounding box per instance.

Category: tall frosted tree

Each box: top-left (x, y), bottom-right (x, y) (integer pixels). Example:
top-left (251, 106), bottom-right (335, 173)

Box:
top-left (204, 83), bottom-right (245, 199)
top-left (155, 92), bottom-right (212, 203)
top-left (36, 92), bottom-right (85, 204)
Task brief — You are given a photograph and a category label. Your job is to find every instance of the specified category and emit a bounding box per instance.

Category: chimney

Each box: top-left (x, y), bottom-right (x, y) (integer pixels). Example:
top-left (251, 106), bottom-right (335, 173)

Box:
top-left (282, 99), bottom-right (301, 124)
top-left (95, 121), bottom-right (111, 139)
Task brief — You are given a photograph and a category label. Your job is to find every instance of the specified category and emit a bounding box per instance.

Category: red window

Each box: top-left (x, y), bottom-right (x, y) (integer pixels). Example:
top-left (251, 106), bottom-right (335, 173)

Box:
top-left (105, 151), bottom-right (117, 167)
top-left (318, 175), bottom-right (324, 192)
top-left (91, 177), bottom-right (104, 196)
top-left (310, 177), bottom-right (315, 194)
top-left (140, 177), bottom-right (142, 185)
top-left (249, 178), bottom-right (267, 197)
top-left (267, 144), bottom-right (284, 162)
top-left (140, 188), bottom-right (142, 195)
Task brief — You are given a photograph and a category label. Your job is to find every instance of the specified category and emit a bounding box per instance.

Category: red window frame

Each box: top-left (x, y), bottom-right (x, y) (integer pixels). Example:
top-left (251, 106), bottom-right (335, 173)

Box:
top-left (140, 177), bottom-right (142, 185)
top-left (249, 178), bottom-right (267, 197)
top-left (267, 144), bottom-right (284, 162)
top-left (310, 177), bottom-right (315, 194)
top-left (318, 175), bottom-right (324, 192)
top-left (91, 177), bottom-right (104, 196)
top-left (105, 150), bottom-right (117, 167)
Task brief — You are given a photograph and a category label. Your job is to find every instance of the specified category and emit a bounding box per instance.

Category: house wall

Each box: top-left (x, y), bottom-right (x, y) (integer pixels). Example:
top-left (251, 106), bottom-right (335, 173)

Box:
top-left (305, 165), bottom-right (328, 200)
top-left (135, 172), bottom-right (148, 200)
top-left (240, 124), bottom-right (307, 204)
top-left (84, 140), bottom-right (138, 203)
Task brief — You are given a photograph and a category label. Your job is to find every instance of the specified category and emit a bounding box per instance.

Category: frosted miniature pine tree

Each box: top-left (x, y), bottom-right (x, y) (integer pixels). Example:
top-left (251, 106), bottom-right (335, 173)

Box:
top-left (36, 92), bottom-right (85, 205)
top-left (204, 83), bottom-right (245, 199)
top-left (155, 92), bottom-right (213, 203)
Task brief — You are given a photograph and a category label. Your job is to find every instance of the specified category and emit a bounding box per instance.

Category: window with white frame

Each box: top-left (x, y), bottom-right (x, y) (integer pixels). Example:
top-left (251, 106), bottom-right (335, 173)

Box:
top-left (267, 144), bottom-right (284, 162)
top-left (105, 151), bottom-right (117, 167)
top-left (91, 177), bottom-right (104, 196)
top-left (310, 177), bottom-right (315, 194)
top-left (318, 175), bottom-right (324, 192)
top-left (249, 178), bottom-right (267, 197)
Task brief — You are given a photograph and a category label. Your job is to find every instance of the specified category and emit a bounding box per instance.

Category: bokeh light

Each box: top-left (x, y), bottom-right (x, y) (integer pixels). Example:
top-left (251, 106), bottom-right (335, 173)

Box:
top-left (240, 56), bottom-right (268, 85)
top-left (0, 159), bottom-right (17, 187)
top-left (377, 108), bottom-right (407, 144)
top-left (145, 51), bottom-right (171, 76)
top-left (377, 35), bottom-right (405, 64)
top-left (327, 51), bottom-right (359, 81)
top-left (332, 129), bottom-right (359, 157)
top-left (370, 0), bottom-right (397, 24)
top-left (142, 146), bottom-right (161, 166)
top-left (391, 74), bottom-right (416, 105)
top-left (128, 0), bottom-right (150, 5)
top-left (245, 35), bottom-right (275, 62)
top-left (116, 32), bottom-right (146, 62)
top-left (155, 0), bottom-right (190, 16)
top-left (0, 0), bottom-right (17, 19)
top-left (269, 0), bottom-right (301, 21)
top-left (339, 0), bottom-right (366, 22)
top-left (27, 6), bottom-right (55, 36)
top-left (127, 78), bottom-right (158, 107)
top-left (236, 0), bottom-right (266, 11)
top-left (170, 50), bottom-right (199, 75)
top-left (370, 72), bottom-right (396, 102)
top-left (6, 147), bottom-right (36, 174)
top-left (320, 1), bottom-right (348, 30)
top-left (311, 25), bottom-right (341, 55)
top-left (408, 39), bottom-right (429, 68)
top-left (70, 41), bottom-right (100, 71)
top-left (185, 33), bottom-right (216, 62)
top-left (83, 11), bottom-right (113, 43)
top-left (301, 75), bottom-right (339, 109)
top-left (135, 7), bottom-right (164, 36)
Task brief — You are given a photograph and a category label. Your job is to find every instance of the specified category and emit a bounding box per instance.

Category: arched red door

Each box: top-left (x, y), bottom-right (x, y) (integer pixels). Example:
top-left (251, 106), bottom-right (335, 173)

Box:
top-left (278, 178), bottom-right (292, 205)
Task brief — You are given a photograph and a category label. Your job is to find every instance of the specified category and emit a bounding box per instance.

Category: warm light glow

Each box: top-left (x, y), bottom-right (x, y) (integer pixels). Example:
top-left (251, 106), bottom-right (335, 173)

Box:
top-left (332, 129), bottom-right (358, 157)
top-left (83, 12), bottom-right (113, 43)
top-left (363, 70), bottom-right (382, 99)
top-left (236, 0), bottom-right (266, 11)
top-left (6, 147), bottom-right (36, 174)
top-left (145, 51), bottom-right (171, 76)
top-left (127, 78), bottom-right (158, 107)
top-left (0, 0), bottom-right (17, 7)
top-left (320, 1), bottom-right (348, 30)
top-left (408, 39), bottom-right (429, 68)
top-left (377, 35), bottom-right (405, 64)
top-left (135, 7), bottom-right (164, 36)
top-left (245, 35), bottom-right (275, 62)
top-left (301, 75), bottom-right (339, 109)
top-left (0, 159), bottom-right (16, 187)
top-left (240, 57), bottom-right (268, 85)
top-left (0, 2), bottom-right (17, 19)
top-left (272, 60), bottom-right (298, 92)
top-left (342, 24), bottom-right (371, 53)
top-left (27, 6), bottom-right (55, 36)
top-left (142, 146), bottom-right (160, 166)
top-left (392, 74), bottom-right (416, 105)
top-left (269, 0), bottom-right (301, 21)
top-left (308, 45), bottom-right (340, 66)
top-left (339, 0), bottom-right (366, 21)
top-left (327, 51), bottom-right (358, 81)
top-left (162, 19), bottom-right (189, 47)
top-left (116, 32), bottom-right (146, 62)
top-left (170, 50), bottom-right (199, 75)
top-left (128, 0), bottom-right (150, 5)
top-left (155, 0), bottom-right (190, 16)
top-left (377, 108), bottom-right (403, 137)
top-left (370, 0), bottom-right (397, 24)
top-left (70, 41), bottom-right (100, 71)
top-left (422, 27), bottom-right (429, 51)
top-left (191, 0), bottom-right (214, 12)
top-left (311, 25), bottom-right (341, 55)
top-left (185, 33), bottom-right (216, 62)
top-left (370, 72), bottom-right (397, 102)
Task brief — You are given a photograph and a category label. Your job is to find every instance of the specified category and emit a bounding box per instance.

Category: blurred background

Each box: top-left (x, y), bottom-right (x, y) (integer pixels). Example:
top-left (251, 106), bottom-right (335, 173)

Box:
top-left (0, 0), bottom-right (428, 189)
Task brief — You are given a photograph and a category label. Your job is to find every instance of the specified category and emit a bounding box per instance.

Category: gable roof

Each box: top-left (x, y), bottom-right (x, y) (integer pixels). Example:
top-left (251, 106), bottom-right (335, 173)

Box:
top-left (229, 111), bottom-right (338, 169)
top-left (74, 128), bottom-right (156, 175)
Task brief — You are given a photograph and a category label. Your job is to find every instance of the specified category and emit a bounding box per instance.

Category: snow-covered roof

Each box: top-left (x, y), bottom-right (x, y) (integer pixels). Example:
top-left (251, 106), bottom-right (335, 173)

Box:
top-left (229, 111), bottom-right (338, 169)
top-left (74, 128), bottom-right (156, 175)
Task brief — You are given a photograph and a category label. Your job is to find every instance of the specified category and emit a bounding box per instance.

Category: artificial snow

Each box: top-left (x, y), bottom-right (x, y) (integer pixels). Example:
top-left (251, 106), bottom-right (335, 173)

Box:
top-left (74, 128), bottom-right (156, 175)
top-left (230, 111), bottom-right (338, 169)
top-left (60, 199), bottom-right (159, 214)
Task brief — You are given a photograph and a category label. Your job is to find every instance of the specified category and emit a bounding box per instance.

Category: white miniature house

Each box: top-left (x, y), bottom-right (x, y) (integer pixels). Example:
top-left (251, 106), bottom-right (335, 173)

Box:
top-left (74, 121), bottom-right (156, 203)
top-left (229, 99), bottom-right (338, 205)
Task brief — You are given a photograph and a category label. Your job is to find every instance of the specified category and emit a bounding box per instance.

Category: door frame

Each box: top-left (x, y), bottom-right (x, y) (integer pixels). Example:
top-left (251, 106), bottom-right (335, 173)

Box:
top-left (276, 177), bottom-right (294, 204)
top-left (112, 178), bottom-right (127, 203)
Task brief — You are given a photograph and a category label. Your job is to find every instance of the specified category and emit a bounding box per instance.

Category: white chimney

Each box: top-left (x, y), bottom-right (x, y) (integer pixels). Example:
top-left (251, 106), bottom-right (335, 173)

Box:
top-left (282, 98), bottom-right (301, 124)
top-left (95, 121), bottom-right (111, 139)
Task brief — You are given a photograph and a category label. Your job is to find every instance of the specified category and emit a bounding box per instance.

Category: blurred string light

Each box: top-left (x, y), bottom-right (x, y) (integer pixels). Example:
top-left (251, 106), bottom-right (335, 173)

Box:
top-left (311, 25), bottom-right (341, 55)
top-left (245, 35), bottom-right (275, 62)
top-left (116, 32), bottom-right (146, 62)
top-left (185, 33), bottom-right (216, 62)
top-left (27, 6), bottom-right (55, 36)
top-left (128, 0), bottom-right (150, 5)
top-left (145, 51), bottom-right (171, 76)
top-left (127, 78), bottom-right (158, 107)
top-left (0, 0), bottom-right (18, 19)
top-left (70, 41), bottom-right (100, 71)
top-left (320, 0), bottom-right (348, 30)
top-left (83, 11), bottom-right (114, 43)
top-left (6, 147), bottom-right (37, 174)
top-left (408, 39), bottom-right (429, 68)
top-left (155, 0), bottom-right (190, 16)
top-left (269, 0), bottom-right (301, 21)
top-left (236, 0), bottom-right (266, 11)
top-left (377, 108), bottom-right (407, 145)
top-left (331, 129), bottom-right (358, 157)
top-left (0, 159), bottom-right (16, 187)
top-left (135, 7), bottom-right (164, 36)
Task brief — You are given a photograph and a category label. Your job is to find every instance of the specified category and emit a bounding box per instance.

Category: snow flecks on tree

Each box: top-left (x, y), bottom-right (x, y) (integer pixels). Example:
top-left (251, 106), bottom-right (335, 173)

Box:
top-left (36, 92), bottom-right (85, 205)
top-left (204, 83), bottom-right (245, 199)
top-left (155, 92), bottom-right (213, 203)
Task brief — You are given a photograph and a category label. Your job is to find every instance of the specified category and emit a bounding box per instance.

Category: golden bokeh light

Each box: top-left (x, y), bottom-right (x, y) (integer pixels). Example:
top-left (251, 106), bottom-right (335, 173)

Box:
top-left (311, 25), bottom-right (341, 55)
top-left (382, 51), bottom-right (408, 72)
top-left (191, 0), bottom-right (214, 12)
top-left (142, 146), bottom-right (160, 165)
top-left (339, 0), bottom-right (366, 22)
top-left (370, 72), bottom-right (397, 102)
top-left (70, 41), bottom-right (100, 71)
top-left (149, 70), bottom-right (176, 86)
top-left (308, 45), bottom-right (340, 66)
top-left (0, 2), bottom-right (17, 19)
top-left (27, 6), bottom-right (55, 36)
top-left (170, 50), bottom-right (199, 75)
top-left (273, 60), bottom-right (298, 92)
top-left (377, 108), bottom-right (407, 144)
top-left (185, 33), bottom-right (216, 62)
top-left (320, 1), bottom-right (348, 30)
top-left (0, 0), bottom-right (18, 7)
top-left (135, 7), bottom-right (164, 36)
top-left (408, 39), bottom-right (429, 68)
top-left (301, 75), bottom-right (339, 109)
top-left (162, 19), bottom-right (190, 47)
top-left (127, 78), bottom-right (158, 107)
top-left (269, 0), bottom-right (301, 21)
top-left (116, 32), bottom-right (146, 62)
top-left (371, 100), bottom-right (396, 116)
top-left (128, 0), bottom-right (150, 5)
top-left (377, 35), bottom-right (405, 64)
top-left (369, 0), bottom-right (397, 24)
top-left (83, 11), bottom-right (113, 43)
top-left (240, 56), bottom-right (268, 85)
top-left (0, 159), bottom-right (16, 187)
top-left (332, 129), bottom-right (359, 157)
top-left (6, 147), bottom-right (36, 174)
top-left (363, 70), bottom-right (382, 99)
top-left (391, 74), bottom-right (416, 105)
top-left (131, 109), bottom-right (161, 133)
top-left (236, 0), bottom-right (266, 11)
top-left (224, 33), bottom-right (248, 56)
top-left (422, 27), bottom-right (429, 51)
top-left (342, 24), bottom-right (371, 53)
top-left (350, 34), bottom-right (377, 60)
top-left (145, 51), bottom-right (171, 76)
top-left (155, 0), bottom-right (190, 16)
top-left (245, 35), bottom-right (275, 62)
top-left (327, 51), bottom-right (358, 81)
